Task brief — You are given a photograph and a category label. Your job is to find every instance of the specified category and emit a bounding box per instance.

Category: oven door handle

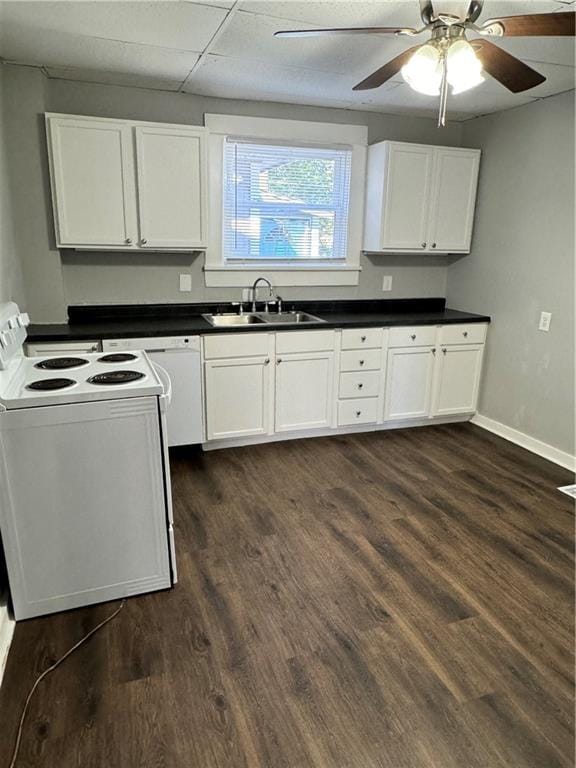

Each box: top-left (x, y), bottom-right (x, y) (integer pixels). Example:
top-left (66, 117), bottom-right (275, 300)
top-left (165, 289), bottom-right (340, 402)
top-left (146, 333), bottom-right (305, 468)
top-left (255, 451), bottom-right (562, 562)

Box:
top-left (152, 362), bottom-right (172, 406)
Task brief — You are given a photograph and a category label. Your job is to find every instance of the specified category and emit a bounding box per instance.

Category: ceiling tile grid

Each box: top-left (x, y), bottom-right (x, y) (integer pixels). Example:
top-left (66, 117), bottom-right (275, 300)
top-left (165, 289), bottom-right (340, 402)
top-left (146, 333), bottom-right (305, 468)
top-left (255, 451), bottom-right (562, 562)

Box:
top-left (0, 0), bottom-right (574, 120)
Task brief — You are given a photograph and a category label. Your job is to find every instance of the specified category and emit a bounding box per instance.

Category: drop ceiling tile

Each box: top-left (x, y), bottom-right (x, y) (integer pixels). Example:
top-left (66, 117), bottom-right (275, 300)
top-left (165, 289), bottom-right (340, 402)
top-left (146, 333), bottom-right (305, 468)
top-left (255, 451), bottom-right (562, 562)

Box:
top-left (211, 8), bottom-right (409, 75)
top-left (0, 1), bottom-right (228, 52)
top-left (183, 52), bottom-right (399, 107)
top-left (478, 37), bottom-right (576, 67)
top-left (45, 66), bottom-right (184, 92)
top-left (0, 26), bottom-right (200, 81)
top-left (238, 1), bottom-right (421, 28)
top-left (520, 60), bottom-right (576, 96)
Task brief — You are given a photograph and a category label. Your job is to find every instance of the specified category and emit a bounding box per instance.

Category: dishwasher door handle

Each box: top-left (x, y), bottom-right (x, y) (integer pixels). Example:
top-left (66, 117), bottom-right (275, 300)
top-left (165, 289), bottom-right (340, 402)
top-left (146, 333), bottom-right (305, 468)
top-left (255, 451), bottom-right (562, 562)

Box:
top-left (152, 362), bottom-right (172, 406)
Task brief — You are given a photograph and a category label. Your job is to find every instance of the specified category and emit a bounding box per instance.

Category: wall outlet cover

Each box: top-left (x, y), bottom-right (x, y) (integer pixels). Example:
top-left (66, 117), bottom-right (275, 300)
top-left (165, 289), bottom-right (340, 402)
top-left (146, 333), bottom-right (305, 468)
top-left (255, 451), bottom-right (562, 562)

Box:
top-left (382, 275), bottom-right (393, 292)
top-left (179, 274), bottom-right (192, 292)
top-left (538, 311), bottom-right (552, 332)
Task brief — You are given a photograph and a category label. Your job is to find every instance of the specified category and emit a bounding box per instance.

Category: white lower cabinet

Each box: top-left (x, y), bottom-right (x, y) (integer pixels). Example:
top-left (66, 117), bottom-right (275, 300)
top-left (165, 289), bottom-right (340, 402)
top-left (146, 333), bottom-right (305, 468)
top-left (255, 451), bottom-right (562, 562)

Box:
top-left (384, 346), bottom-right (436, 421)
top-left (275, 351), bottom-right (335, 432)
top-left (203, 324), bottom-right (487, 443)
top-left (431, 344), bottom-right (484, 416)
top-left (204, 356), bottom-right (272, 440)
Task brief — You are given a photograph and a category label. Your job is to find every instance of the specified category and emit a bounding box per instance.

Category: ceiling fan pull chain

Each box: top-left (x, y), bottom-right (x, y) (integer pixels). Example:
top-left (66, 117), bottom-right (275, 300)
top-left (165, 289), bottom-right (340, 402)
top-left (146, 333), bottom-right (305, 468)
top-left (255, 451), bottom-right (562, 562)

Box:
top-left (438, 51), bottom-right (449, 128)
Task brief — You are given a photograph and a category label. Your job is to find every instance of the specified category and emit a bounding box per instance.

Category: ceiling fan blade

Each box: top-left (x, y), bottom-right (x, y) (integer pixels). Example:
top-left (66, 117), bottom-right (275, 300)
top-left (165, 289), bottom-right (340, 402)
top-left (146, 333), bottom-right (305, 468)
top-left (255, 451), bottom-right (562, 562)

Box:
top-left (274, 26), bottom-right (418, 39)
top-left (473, 39), bottom-right (546, 92)
top-left (479, 11), bottom-right (575, 37)
top-left (353, 45), bottom-right (423, 91)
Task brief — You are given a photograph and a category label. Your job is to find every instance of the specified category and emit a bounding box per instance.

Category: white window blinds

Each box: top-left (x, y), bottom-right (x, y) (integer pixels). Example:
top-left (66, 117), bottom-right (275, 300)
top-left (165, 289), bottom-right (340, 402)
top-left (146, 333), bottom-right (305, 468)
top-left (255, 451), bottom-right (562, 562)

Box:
top-left (223, 139), bottom-right (352, 264)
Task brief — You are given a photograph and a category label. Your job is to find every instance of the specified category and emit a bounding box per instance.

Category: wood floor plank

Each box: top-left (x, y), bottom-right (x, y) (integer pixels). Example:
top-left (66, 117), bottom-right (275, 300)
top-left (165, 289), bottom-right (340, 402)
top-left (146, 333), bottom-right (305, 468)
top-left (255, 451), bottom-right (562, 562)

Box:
top-left (0, 424), bottom-right (573, 768)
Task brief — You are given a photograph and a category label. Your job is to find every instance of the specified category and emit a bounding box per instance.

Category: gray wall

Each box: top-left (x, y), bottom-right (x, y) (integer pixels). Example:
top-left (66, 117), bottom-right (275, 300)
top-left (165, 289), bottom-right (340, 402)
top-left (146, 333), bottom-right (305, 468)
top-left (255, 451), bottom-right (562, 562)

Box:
top-left (0, 66), bottom-right (26, 306)
top-left (2, 64), bottom-right (463, 321)
top-left (447, 91), bottom-right (575, 456)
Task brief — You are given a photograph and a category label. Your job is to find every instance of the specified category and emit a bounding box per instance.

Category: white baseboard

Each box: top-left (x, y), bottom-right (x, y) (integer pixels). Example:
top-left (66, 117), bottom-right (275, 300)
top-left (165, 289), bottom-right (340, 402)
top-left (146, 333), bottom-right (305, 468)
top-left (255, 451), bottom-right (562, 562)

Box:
top-left (0, 597), bottom-right (14, 688)
top-left (471, 413), bottom-right (576, 472)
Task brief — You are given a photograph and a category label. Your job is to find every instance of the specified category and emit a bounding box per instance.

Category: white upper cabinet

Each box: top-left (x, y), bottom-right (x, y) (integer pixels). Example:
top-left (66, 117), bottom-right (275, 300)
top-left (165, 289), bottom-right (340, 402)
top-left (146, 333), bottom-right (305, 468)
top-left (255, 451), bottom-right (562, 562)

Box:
top-left (428, 148), bottom-right (481, 253)
top-left (46, 117), bottom-right (137, 248)
top-left (363, 141), bottom-right (480, 254)
top-left (135, 125), bottom-right (206, 249)
top-left (46, 114), bottom-right (207, 251)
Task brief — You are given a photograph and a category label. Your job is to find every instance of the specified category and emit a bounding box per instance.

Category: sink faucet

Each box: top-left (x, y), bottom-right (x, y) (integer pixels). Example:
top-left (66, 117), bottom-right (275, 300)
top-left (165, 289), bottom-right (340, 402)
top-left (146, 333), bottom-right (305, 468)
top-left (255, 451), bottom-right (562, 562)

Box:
top-left (250, 277), bottom-right (273, 312)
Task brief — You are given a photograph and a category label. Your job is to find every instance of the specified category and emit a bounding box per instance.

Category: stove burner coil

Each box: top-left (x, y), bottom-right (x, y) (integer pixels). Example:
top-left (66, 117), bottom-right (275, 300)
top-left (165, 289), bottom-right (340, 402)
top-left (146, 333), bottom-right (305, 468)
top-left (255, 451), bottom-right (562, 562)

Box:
top-left (97, 353), bottom-right (138, 363)
top-left (87, 370), bottom-right (145, 386)
top-left (34, 357), bottom-right (89, 370)
top-left (26, 378), bottom-right (76, 391)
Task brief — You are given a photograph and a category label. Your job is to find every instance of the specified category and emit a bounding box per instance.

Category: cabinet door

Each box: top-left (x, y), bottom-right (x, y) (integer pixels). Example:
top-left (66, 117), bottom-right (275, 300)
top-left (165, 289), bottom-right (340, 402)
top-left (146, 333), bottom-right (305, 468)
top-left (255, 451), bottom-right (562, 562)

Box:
top-left (275, 351), bottom-right (335, 432)
top-left (135, 126), bottom-right (206, 249)
top-left (431, 344), bottom-right (484, 416)
top-left (381, 143), bottom-right (434, 250)
top-left (428, 148), bottom-right (480, 252)
top-left (384, 346), bottom-right (435, 421)
top-left (46, 116), bottom-right (137, 247)
top-left (205, 357), bottom-right (272, 440)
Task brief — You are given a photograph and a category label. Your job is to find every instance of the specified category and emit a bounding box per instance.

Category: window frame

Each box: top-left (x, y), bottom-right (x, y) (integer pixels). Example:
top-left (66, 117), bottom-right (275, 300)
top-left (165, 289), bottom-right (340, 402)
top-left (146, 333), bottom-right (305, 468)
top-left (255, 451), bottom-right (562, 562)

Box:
top-left (204, 114), bottom-right (367, 288)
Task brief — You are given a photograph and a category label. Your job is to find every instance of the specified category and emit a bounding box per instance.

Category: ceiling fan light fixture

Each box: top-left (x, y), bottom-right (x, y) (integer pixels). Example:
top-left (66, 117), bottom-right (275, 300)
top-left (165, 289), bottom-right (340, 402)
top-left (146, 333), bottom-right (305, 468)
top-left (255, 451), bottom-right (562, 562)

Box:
top-left (446, 38), bottom-right (484, 93)
top-left (401, 43), bottom-right (442, 96)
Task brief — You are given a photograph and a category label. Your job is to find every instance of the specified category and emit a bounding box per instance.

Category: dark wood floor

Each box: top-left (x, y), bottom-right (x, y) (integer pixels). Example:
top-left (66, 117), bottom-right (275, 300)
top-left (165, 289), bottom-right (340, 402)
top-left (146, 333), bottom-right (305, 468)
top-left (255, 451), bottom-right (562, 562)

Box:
top-left (1, 423), bottom-right (574, 768)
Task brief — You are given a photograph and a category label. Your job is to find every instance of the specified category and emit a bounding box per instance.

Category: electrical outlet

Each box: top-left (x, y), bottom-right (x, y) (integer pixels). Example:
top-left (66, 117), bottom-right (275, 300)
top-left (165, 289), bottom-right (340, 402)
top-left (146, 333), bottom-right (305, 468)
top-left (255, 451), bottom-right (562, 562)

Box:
top-left (538, 311), bottom-right (552, 332)
top-left (179, 274), bottom-right (192, 292)
top-left (382, 275), bottom-right (393, 292)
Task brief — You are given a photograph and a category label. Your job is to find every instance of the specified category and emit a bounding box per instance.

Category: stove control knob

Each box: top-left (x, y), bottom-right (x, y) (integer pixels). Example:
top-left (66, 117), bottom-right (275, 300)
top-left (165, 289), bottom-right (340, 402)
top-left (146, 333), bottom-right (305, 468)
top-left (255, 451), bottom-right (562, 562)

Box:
top-left (7, 317), bottom-right (18, 329)
top-left (18, 313), bottom-right (30, 327)
top-left (0, 331), bottom-right (12, 347)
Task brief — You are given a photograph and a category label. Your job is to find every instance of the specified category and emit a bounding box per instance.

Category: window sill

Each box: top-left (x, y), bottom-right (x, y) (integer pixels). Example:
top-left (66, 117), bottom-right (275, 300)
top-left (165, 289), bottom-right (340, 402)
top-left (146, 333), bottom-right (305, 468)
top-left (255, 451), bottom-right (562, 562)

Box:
top-left (204, 265), bottom-right (361, 287)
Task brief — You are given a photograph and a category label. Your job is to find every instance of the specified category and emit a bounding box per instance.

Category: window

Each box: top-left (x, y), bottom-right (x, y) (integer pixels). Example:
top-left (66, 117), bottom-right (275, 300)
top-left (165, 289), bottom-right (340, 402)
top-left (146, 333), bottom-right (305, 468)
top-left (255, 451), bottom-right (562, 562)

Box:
top-left (223, 140), bottom-right (352, 265)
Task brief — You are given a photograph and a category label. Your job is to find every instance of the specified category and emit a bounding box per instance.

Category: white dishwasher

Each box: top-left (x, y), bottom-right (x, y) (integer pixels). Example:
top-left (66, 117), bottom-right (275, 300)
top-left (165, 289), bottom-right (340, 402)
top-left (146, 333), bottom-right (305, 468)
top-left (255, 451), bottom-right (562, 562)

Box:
top-left (102, 336), bottom-right (204, 446)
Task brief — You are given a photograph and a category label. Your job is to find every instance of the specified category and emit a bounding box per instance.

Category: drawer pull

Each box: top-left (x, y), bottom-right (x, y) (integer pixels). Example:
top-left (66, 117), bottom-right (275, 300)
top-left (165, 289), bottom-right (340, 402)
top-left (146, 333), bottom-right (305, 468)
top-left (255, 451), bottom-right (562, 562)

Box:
top-left (357, 383), bottom-right (363, 390)
top-left (359, 359), bottom-right (365, 366)
top-left (264, 358), bottom-right (270, 365)
top-left (125, 237), bottom-right (132, 244)
top-left (410, 334), bottom-right (416, 340)
top-left (442, 348), bottom-right (447, 355)
top-left (432, 348), bottom-right (436, 354)
top-left (361, 335), bottom-right (367, 342)
top-left (276, 358), bottom-right (282, 364)
top-left (356, 411), bottom-right (362, 417)
top-left (421, 242), bottom-right (426, 248)
top-left (463, 331), bottom-right (468, 338)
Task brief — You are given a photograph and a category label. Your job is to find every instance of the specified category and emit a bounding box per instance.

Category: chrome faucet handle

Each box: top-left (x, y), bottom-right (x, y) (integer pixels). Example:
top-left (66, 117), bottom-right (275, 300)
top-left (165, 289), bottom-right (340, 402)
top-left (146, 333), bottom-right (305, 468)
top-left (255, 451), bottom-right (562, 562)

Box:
top-left (230, 301), bottom-right (243, 316)
top-left (275, 295), bottom-right (283, 314)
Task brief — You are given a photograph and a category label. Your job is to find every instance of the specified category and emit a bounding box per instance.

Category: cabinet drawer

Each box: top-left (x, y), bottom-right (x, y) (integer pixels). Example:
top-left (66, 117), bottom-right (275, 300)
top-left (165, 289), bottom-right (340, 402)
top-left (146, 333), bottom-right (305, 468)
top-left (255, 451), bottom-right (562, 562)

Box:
top-left (276, 330), bottom-right (335, 354)
top-left (439, 323), bottom-right (487, 346)
top-left (389, 326), bottom-right (437, 348)
top-left (340, 349), bottom-right (382, 372)
top-left (339, 370), bottom-right (381, 399)
top-left (204, 333), bottom-right (271, 359)
top-left (338, 398), bottom-right (379, 426)
top-left (341, 328), bottom-right (383, 350)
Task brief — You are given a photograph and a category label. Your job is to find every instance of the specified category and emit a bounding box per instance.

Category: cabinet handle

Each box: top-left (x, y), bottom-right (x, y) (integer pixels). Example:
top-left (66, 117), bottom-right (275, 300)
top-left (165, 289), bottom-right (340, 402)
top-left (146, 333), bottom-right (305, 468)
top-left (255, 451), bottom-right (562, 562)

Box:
top-left (361, 335), bottom-right (367, 342)
top-left (358, 383), bottom-right (363, 390)
top-left (442, 348), bottom-right (447, 355)
top-left (276, 358), bottom-right (282, 365)
top-left (463, 331), bottom-right (468, 338)
top-left (125, 237), bottom-right (132, 244)
top-left (356, 411), bottom-right (362, 417)
top-left (359, 359), bottom-right (365, 366)
top-left (432, 243), bottom-right (437, 249)
top-left (432, 348), bottom-right (436, 354)
top-left (410, 334), bottom-right (416, 340)
top-left (141, 238), bottom-right (148, 245)
top-left (421, 242), bottom-right (427, 248)
top-left (264, 358), bottom-right (270, 365)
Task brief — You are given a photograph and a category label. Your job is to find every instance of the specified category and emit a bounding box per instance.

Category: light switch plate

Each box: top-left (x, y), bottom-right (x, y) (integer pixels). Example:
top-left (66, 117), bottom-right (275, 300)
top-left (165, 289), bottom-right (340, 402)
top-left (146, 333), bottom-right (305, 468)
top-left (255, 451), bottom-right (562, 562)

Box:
top-left (382, 275), bottom-right (393, 292)
top-left (538, 311), bottom-right (552, 332)
top-left (179, 274), bottom-right (192, 292)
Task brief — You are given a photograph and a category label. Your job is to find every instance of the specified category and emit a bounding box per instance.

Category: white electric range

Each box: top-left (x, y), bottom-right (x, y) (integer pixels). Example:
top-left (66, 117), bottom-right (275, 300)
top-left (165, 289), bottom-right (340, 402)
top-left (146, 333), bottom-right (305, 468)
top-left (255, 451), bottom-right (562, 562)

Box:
top-left (0, 302), bottom-right (176, 620)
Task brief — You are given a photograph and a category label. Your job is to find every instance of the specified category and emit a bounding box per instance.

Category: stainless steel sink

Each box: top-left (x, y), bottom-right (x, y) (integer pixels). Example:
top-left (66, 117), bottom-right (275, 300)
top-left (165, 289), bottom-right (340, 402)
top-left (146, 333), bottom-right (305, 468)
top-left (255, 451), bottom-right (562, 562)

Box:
top-left (257, 312), bottom-right (326, 325)
top-left (203, 313), bottom-right (266, 327)
top-left (203, 311), bottom-right (326, 328)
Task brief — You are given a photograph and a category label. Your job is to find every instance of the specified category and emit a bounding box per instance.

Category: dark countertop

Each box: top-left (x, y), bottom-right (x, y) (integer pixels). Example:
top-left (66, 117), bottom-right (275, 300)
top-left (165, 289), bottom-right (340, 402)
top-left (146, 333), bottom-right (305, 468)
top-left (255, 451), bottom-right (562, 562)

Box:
top-left (27, 298), bottom-right (490, 343)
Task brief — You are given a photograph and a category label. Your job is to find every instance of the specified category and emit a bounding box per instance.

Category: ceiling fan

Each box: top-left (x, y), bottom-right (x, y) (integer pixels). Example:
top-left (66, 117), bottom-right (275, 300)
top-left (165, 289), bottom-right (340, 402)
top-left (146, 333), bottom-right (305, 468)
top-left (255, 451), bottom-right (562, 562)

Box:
top-left (274, 1), bottom-right (576, 125)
